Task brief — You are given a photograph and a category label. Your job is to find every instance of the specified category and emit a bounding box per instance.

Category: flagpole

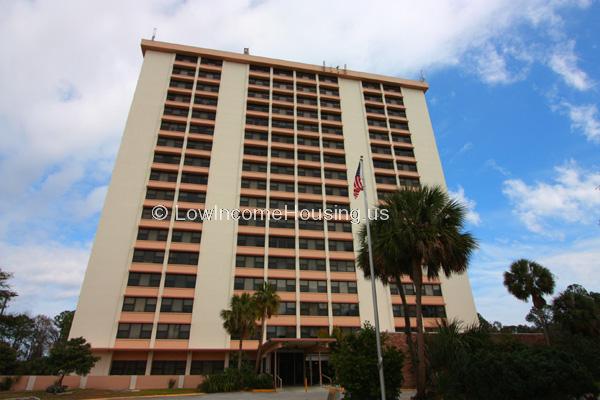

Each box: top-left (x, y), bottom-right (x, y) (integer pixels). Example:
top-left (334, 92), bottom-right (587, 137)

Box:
top-left (360, 156), bottom-right (386, 400)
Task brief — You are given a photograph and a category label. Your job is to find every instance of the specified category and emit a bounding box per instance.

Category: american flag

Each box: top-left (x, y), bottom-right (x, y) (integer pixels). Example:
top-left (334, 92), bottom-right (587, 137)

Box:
top-left (353, 162), bottom-right (364, 198)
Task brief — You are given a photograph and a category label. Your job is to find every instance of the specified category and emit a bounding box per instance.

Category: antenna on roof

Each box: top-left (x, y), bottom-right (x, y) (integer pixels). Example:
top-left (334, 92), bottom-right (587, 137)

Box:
top-left (419, 69), bottom-right (426, 82)
top-left (344, 64), bottom-right (347, 73)
top-left (322, 61), bottom-right (326, 71)
top-left (243, 48), bottom-right (250, 55)
top-left (151, 28), bottom-right (157, 41)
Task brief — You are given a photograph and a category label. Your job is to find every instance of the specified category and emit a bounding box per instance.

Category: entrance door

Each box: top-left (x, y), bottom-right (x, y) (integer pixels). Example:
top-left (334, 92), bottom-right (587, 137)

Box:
top-left (276, 352), bottom-right (304, 386)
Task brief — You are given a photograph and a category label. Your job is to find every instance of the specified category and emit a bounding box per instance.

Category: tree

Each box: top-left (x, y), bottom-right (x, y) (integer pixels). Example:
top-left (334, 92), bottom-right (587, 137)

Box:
top-left (252, 283), bottom-right (280, 373)
top-left (504, 259), bottom-right (555, 344)
top-left (53, 311), bottom-right (75, 344)
top-left (220, 293), bottom-right (257, 369)
top-left (0, 313), bottom-right (34, 357)
top-left (330, 323), bottom-right (404, 400)
top-left (356, 186), bottom-right (477, 399)
top-left (26, 315), bottom-right (58, 360)
top-left (47, 337), bottom-right (98, 387)
top-left (0, 342), bottom-right (17, 375)
top-left (552, 284), bottom-right (600, 337)
top-left (0, 269), bottom-right (17, 317)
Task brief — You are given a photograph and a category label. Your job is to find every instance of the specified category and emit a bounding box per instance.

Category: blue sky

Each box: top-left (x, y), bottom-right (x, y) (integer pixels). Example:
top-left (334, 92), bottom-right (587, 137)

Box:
top-left (0, 0), bottom-right (598, 324)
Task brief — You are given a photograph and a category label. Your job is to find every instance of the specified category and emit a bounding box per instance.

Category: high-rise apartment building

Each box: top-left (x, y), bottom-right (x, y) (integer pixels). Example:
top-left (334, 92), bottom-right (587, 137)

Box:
top-left (70, 39), bottom-right (478, 385)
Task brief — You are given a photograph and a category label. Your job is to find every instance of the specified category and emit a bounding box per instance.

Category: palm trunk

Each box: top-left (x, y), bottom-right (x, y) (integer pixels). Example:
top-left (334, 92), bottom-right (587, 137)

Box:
top-left (413, 263), bottom-right (426, 399)
top-left (395, 275), bottom-right (417, 370)
top-left (537, 307), bottom-right (551, 346)
top-left (238, 334), bottom-right (244, 369)
top-left (255, 315), bottom-right (267, 373)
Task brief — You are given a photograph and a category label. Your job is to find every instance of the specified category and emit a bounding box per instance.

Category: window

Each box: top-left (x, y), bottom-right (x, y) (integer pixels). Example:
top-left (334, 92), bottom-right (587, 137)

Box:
top-left (270, 181), bottom-right (294, 192)
top-left (297, 109), bottom-right (318, 119)
top-left (299, 258), bottom-right (326, 271)
top-left (299, 238), bottom-right (325, 250)
top-left (116, 323), bottom-right (153, 339)
top-left (243, 161), bottom-right (268, 173)
top-left (153, 153), bottom-right (181, 164)
top-left (320, 87), bottom-right (339, 96)
top-left (181, 173), bottom-right (208, 185)
top-left (246, 116), bottom-right (268, 126)
top-left (249, 77), bottom-right (270, 86)
top-left (196, 83), bottom-right (219, 93)
top-left (151, 360), bottom-right (186, 375)
top-left (301, 326), bottom-right (328, 338)
top-left (164, 274), bottom-right (196, 288)
top-left (175, 208), bottom-right (203, 223)
top-left (324, 170), bottom-right (347, 180)
top-left (267, 279), bottom-right (296, 292)
top-left (122, 297), bottom-right (157, 312)
top-left (150, 170), bottom-right (178, 183)
top-left (248, 90), bottom-right (269, 100)
top-left (170, 79), bottom-right (193, 89)
top-left (247, 103), bottom-right (269, 113)
top-left (297, 71), bottom-right (315, 80)
top-left (329, 260), bottom-right (355, 272)
top-left (161, 298), bottom-right (194, 313)
top-left (242, 179), bottom-right (267, 190)
top-left (323, 154), bottom-right (345, 164)
top-left (297, 84), bottom-right (316, 93)
top-left (297, 136), bottom-right (320, 147)
top-left (132, 250), bottom-right (164, 264)
top-left (184, 156), bottom-right (210, 167)
top-left (161, 121), bottom-right (186, 132)
top-left (271, 149), bottom-right (294, 159)
top-left (392, 305), bottom-right (446, 318)
top-left (240, 196), bottom-right (267, 208)
top-left (189, 124), bottom-right (214, 135)
top-left (371, 145), bottom-right (391, 154)
top-left (300, 302), bottom-right (328, 316)
top-left (157, 137), bottom-right (184, 148)
top-left (320, 112), bottom-right (341, 121)
top-left (156, 324), bottom-right (190, 339)
top-left (376, 175), bottom-right (396, 185)
top-left (298, 219), bottom-right (323, 231)
top-left (237, 235), bottom-right (265, 247)
top-left (272, 119), bottom-right (294, 129)
top-left (370, 132), bottom-right (389, 141)
top-left (272, 80), bottom-right (293, 90)
top-left (175, 54), bottom-right (197, 63)
top-left (270, 164), bottom-right (294, 175)
top-left (194, 96), bottom-right (218, 106)
top-left (278, 302), bottom-right (297, 315)
top-left (142, 206), bottom-right (168, 220)
top-left (297, 123), bottom-right (318, 132)
top-left (269, 198), bottom-right (295, 210)
top-left (395, 148), bottom-right (415, 158)
top-left (171, 230), bottom-right (201, 243)
top-left (366, 105), bottom-right (385, 114)
top-left (269, 218), bottom-right (295, 229)
top-left (127, 272), bottom-right (161, 287)
top-left (397, 162), bottom-right (418, 172)
top-left (167, 93), bottom-right (191, 103)
top-left (197, 70), bottom-right (221, 80)
top-left (250, 64), bottom-right (270, 73)
top-left (269, 236), bottom-right (295, 249)
top-left (364, 94), bottom-right (382, 103)
top-left (238, 218), bottom-right (266, 227)
top-left (234, 277), bottom-right (263, 291)
top-left (178, 191), bottom-right (205, 203)
top-left (164, 106), bottom-right (189, 117)
top-left (389, 121), bottom-right (409, 130)
top-left (327, 221), bottom-right (352, 233)
top-left (245, 130), bottom-right (268, 141)
top-left (268, 257), bottom-right (295, 270)
top-left (236, 255), bottom-right (264, 268)
top-left (373, 160), bottom-right (394, 169)
top-left (245, 146), bottom-right (268, 157)
top-left (267, 326), bottom-right (296, 339)
top-left (328, 240), bottom-right (353, 252)
top-left (387, 108), bottom-right (406, 117)
top-left (331, 281), bottom-right (357, 294)
top-left (110, 360), bottom-right (147, 375)
top-left (297, 167), bottom-right (321, 178)
top-left (137, 228), bottom-right (168, 241)
top-left (272, 93), bottom-right (293, 103)
top-left (322, 139), bottom-right (344, 150)
top-left (297, 151), bottom-right (321, 162)
top-left (146, 189), bottom-right (175, 201)
top-left (271, 133), bottom-right (294, 144)
top-left (297, 184), bottom-right (322, 194)
top-left (390, 283), bottom-right (442, 297)
top-left (320, 99), bottom-right (340, 109)
top-left (332, 303), bottom-right (359, 316)
top-left (325, 186), bottom-right (348, 197)
top-left (190, 360), bottom-right (225, 375)
top-left (399, 178), bottom-right (420, 188)
top-left (320, 75), bottom-right (338, 84)
top-left (187, 139), bottom-right (212, 151)
top-left (299, 280), bottom-right (327, 293)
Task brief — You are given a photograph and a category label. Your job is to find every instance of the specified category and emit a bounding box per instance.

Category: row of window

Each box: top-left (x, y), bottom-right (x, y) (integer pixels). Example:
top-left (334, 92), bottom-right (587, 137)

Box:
top-left (122, 296), bottom-right (194, 313)
top-left (150, 169), bottom-right (208, 185)
top-left (156, 138), bottom-right (213, 152)
top-left (242, 179), bottom-right (349, 196)
top-left (170, 79), bottom-right (220, 93)
top-left (234, 277), bottom-right (357, 293)
top-left (361, 81), bottom-right (402, 93)
top-left (237, 216), bottom-right (352, 232)
top-left (236, 255), bottom-right (355, 272)
top-left (249, 65), bottom-right (338, 84)
top-left (392, 305), bottom-right (447, 318)
top-left (390, 283), bottom-right (443, 297)
top-left (245, 130), bottom-right (344, 150)
top-left (248, 78), bottom-right (339, 96)
top-left (237, 235), bottom-right (353, 251)
top-left (175, 53), bottom-right (223, 66)
top-left (127, 272), bottom-right (196, 288)
top-left (370, 145), bottom-right (415, 158)
top-left (167, 93), bottom-right (219, 107)
top-left (240, 197), bottom-right (350, 212)
top-left (363, 93), bottom-right (404, 106)
top-left (160, 121), bottom-right (214, 134)
top-left (246, 117), bottom-right (343, 135)
top-left (132, 249), bottom-right (199, 265)
top-left (172, 66), bottom-right (222, 80)
top-left (248, 90), bottom-right (340, 109)
top-left (146, 189), bottom-right (206, 204)
top-left (110, 359), bottom-right (224, 376)
top-left (137, 228), bottom-right (201, 243)
top-left (117, 323), bottom-right (189, 339)
top-left (243, 146), bottom-right (346, 165)
top-left (243, 161), bottom-right (347, 180)
top-left (247, 103), bottom-right (341, 121)
top-left (369, 131), bottom-right (412, 144)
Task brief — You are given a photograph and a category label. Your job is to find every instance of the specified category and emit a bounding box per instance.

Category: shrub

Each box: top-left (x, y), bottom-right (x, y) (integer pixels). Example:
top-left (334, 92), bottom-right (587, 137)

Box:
top-left (199, 367), bottom-right (274, 393)
top-left (330, 323), bottom-right (404, 400)
top-left (0, 377), bottom-right (16, 391)
top-left (168, 378), bottom-right (176, 389)
top-left (45, 383), bottom-right (67, 393)
top-left (426, 322), bottom-right (598, 400)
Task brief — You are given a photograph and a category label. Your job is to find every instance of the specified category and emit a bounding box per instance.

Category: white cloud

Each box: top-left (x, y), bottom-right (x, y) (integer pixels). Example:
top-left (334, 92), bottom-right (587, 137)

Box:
top-left (449, 186), bottom-right (481, 226)
top-left (474, 43), bottom-right (531, 85)
top-left (0, 241), bottom-right (90, 316)
top-left (560, 102), bottom-right (600, 143)
top-left (502, 161), bottom-right (600, 236)
top-left (485, 159), bottom-right (511, 176)
top-left (549, 40), bottom-right (594, 90)
top-left (0, 0), bottom-right (594, 316)
top-left (471, 236), bottom-right (600, 324)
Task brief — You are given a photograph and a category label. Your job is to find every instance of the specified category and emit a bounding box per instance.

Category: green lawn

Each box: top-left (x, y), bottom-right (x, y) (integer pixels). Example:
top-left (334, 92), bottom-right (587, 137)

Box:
top-left (0, 388), bottom-right (200, 399)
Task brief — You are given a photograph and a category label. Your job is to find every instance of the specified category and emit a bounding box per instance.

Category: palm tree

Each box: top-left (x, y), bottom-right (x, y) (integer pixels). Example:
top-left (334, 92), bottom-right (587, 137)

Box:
top-left (504, 259), bottom-right (555, 344)
top-left (357, 186), bottom-right (477, 399)
top-left (220, 293), bottom-right (258, 369)
top-left (253, 282), bottom-right (280, 372)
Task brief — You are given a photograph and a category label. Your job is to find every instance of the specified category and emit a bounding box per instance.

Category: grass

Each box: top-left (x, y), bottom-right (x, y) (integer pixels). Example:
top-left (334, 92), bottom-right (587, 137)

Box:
top-left (0, 388), bottom-right (200, 399)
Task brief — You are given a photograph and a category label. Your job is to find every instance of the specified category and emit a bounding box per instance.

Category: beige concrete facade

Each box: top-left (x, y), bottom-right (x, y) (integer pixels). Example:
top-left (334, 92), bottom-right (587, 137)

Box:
top-left (70, 40), bottom-right (478, 379)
